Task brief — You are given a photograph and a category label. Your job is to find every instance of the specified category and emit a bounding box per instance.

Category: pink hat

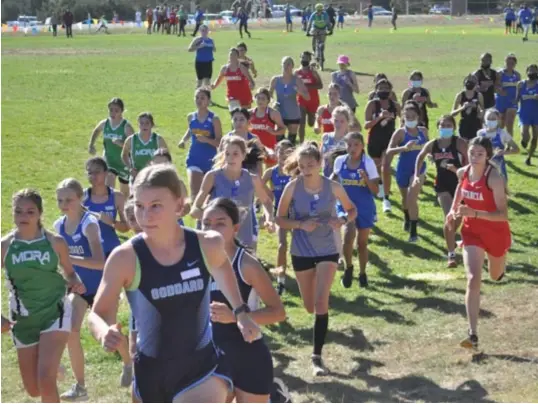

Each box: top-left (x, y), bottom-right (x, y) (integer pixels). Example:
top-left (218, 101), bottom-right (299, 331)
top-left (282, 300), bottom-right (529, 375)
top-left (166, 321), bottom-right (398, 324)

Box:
top-left (337, 55), bottom-right (350, 65)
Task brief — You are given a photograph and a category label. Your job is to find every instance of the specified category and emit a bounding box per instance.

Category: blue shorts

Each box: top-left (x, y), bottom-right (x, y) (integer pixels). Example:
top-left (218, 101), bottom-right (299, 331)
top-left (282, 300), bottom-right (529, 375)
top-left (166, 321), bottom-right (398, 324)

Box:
top-left (186, 157), bottom-right (213, 174)
top-left (133, 344), bottom-right (232, 402)
top-left (495, 96), bottom-right (517, 113)
top-left (396, 163), bottom-right (426, 188)
top-left (337, 202), bottom-right (376, 229)
top-left (338, 16), bottom-right (344, 23)
top-left (519, 111), bottom-right (538, 126)
top-left (218, 338), bottom-right (273, 395)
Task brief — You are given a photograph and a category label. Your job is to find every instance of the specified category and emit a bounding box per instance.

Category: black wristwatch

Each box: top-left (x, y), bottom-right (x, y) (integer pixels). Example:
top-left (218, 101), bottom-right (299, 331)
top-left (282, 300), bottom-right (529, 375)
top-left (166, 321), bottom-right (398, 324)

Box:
top-left (233, 303), bottom-right (251, 318)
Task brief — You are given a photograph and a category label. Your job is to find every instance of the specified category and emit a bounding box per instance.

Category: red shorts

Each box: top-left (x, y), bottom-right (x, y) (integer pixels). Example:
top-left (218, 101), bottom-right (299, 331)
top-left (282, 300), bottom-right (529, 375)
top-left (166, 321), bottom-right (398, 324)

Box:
top-left (228, 94), bottom-right (253, 108)
top-left (299, 99), bottom-right (320, 115)
top-left (461, 219), bottom-right (511, 258)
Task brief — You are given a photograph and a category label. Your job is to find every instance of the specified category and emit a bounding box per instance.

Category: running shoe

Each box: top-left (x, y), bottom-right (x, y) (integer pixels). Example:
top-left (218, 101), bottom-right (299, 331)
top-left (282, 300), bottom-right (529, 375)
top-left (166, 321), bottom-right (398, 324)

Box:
top-left (276, 281), bottom-right (286, 296)
top-left (403, 220), bottom-right (410, 232)
top-left (120, 364), bottom-right (133, 387)
top-left (60, 383), bottom-right (88, 402)
top-left (341, 266), bottom-right (353, 288)
top-left (447, 253), bottom-right (457, 268)
top-left (358, 272), bottom-right (368, 287)
top-left (460, 333), bottom-right (479, 351)
top-left (408, 235), bottom-right (418, 243)
top-left (525, 157), bottom-right (531, 166)
top-left (311, 355), bottom-right (328, 376)
top-left (377, 187), bottom-right (385, 199)
top-left (382, 199), bottom-right (392, 213)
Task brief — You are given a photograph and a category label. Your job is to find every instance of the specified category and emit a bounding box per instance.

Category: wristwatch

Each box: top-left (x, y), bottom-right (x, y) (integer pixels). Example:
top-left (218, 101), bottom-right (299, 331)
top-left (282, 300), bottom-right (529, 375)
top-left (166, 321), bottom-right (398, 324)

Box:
top-left (233, 303), bottom-right (251, 318)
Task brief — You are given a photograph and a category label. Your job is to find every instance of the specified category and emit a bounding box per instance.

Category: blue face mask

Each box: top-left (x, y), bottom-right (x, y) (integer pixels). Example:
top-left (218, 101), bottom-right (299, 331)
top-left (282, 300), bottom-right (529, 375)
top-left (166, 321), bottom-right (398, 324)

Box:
top-left (439, 128), bottom-right (454, 138)
top-left (405, 120), bottom-right (418, 128)
top-left (486, 120), bottom-right (498, 129)
top-left (411, 80), bottom-right (422, 88)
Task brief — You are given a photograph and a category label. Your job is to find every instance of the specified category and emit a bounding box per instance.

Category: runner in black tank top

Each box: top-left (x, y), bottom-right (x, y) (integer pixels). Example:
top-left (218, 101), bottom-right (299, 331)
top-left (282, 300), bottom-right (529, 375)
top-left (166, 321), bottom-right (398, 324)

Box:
top-left (88, 164), bottom-right (259, 403)
top-left (401, 71), bottom-right (438, 129)
top-left (364, 79), bottom-right (401, 205)
top-left (473, 53), bottom-right (498, 109)
top-left (412, 115), bottom-right (468, 268)
top-left (451, 75), bottom-right (484, 140)
top-left (204, 198), bottom-right (285, 403)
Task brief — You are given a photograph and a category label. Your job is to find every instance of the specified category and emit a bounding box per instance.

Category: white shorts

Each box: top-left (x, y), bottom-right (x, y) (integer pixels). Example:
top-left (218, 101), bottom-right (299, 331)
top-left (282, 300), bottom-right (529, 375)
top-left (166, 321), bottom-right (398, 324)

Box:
top-left (13, 297), bottom-right (72, 349)
top-left (523, 23), bottom-right (531, 31)
top-left (187, 166), bottom-right (204, 174)
top-left (228, 99), bottom-right (241, 111)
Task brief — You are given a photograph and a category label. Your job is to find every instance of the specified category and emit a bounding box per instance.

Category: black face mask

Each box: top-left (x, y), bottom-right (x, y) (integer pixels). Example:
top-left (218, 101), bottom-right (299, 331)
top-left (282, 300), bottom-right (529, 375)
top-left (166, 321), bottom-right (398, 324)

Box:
top-left (528, 73), bottom-right (538, 81)
top-left (301, 60), bottom-right (310, 67)
top-left (481, 63), bottom-right (491, 69)
top-left (377, 91), bottom-right (390, 100)
top-left (465, 82), bottom-right (475, 90)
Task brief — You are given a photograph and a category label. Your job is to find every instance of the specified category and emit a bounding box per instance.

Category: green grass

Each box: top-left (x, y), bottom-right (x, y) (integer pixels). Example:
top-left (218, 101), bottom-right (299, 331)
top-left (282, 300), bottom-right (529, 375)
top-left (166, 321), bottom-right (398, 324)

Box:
top-left (2, 23), bottom-right (538, 403)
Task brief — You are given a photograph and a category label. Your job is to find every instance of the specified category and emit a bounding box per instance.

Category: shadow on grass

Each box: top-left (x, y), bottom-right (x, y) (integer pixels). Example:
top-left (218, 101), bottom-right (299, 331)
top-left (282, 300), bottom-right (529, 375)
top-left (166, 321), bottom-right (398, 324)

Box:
top-left (300, 357), bottom-right (493, 402)
top-left (371, 226), bottom-right (445, 260)
top-left (513, 191), bottom-right (538, 206)
top-left (506, 160), bottom-right (538, 179)
top-left (507, 198), bottom-right (533, 215)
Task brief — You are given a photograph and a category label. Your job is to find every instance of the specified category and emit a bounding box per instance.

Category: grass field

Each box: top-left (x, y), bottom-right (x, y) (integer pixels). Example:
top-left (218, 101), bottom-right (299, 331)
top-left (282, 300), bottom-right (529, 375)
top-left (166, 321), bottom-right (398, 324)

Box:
top-left (2, 22), bottom-right (538, 403)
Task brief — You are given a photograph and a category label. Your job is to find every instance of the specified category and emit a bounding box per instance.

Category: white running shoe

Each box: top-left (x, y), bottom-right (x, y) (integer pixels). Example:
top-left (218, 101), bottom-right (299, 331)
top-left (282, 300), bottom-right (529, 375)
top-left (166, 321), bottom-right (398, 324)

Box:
top-left (270, 377), bottom-right (292, 403)
top-left (60, 383), bottom-right (88, 402)
top-left (382, 199), bottom-right (392, 213)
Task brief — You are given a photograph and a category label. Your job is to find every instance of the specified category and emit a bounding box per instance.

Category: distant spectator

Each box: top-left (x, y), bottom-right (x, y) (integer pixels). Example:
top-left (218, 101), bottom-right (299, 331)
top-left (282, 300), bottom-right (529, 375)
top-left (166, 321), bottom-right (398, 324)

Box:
top-left (178, 5), bottom-right (188, 37)
top-left (326, 3), bottom-right (336, 28)
top-left (50, 14), bottom-right (58, 37)
top-left (146, 6), bottom-right (154, 34)
top-left (192, 5), bottom-right (204, 36)
top-left (63, 8), bottom-right (74, 38)
top-left (533, 6), bottom-right (538, 34)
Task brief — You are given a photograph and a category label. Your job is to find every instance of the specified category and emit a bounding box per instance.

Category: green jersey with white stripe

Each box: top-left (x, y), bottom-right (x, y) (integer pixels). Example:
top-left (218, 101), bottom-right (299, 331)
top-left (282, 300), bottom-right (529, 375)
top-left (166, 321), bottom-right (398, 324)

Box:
top-left (131, 132), bottom-right (160, 171)
top-left (4, 233), bottom-right (66, 321)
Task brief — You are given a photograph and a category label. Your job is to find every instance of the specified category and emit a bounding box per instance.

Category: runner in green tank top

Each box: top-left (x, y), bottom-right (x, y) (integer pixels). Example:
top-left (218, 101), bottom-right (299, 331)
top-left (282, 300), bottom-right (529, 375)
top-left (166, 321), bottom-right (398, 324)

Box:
top-left (88, 98), bottom-right (134, 198)
top-left (121, 112), bottom-right (168, 182)
top-left (1, 189), bottom-right (85, 402)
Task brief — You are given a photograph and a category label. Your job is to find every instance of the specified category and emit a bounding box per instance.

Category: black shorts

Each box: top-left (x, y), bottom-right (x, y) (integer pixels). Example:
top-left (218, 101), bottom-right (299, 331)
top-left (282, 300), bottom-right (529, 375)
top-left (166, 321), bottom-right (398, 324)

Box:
top-left (133, 343), bottom-right (232, 402)
top-left (218, 338), bottom-right (273, 395)
top-left (195, 61), bottom-right (213, 80)
top-left (80, 294), bottom-right (95, 308)
top-left (434, 177), bottom-right (458, 197)
top-left (291, 254), bottom-right (340, 272)
top-left (109, 168), bottom-right (129, 184)
top-left (283, 118), bottom-right (301, 126)
top-left (367, 134), bottom-right (391, 159)
top-left (505, 19), bottom-right (513, 27)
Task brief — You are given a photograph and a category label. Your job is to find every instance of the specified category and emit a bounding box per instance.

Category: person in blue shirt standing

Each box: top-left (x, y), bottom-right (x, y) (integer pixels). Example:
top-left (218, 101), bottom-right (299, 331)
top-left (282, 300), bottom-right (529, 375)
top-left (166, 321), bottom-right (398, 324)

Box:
top-left (504, 4), bottom-right (516, 34)
top-left (302, 4), bottom-right (312, 31)
top-left (188, 24), bottom-right (216, 88)
top-left (367, 4), bottom-right (374, 28)
top-left (517, 64), bottom-right (538, 166)
top-left (532, 6), bottom-right (538, 34)
top-left (519, 3), bottom-right (533, 41)
top-left (236, 7), bottom-right (251, 38)
top-left (285, 4), bottom-right (293, 32)
top-left (192, 5), bottom-right (204, 36)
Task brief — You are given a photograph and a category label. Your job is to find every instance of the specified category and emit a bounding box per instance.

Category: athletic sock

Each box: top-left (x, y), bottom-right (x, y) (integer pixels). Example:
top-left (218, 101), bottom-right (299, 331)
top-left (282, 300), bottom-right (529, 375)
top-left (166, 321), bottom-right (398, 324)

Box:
top-left (313, 313), bottom-right (329, 356)
top-left (410, 220), bottom-right (418, 237)
top-left (384, 195), bottom-right (390, 201)
top-left (288, 133), bottom-right (297, 145)
top-left (404, 210), bottom-right (410, 223)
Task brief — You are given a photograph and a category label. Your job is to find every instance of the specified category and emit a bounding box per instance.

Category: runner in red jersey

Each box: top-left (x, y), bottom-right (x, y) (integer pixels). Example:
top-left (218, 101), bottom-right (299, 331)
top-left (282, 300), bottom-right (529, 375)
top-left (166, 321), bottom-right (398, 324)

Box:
top-left (212, 47), bottom-right (255, 111)
top-left (446, 136), bottom-right (510, 352)
top-left (295, 52), bottom-right (323, 143)
top-left (315, 83), bottom-right (362, 135)
top-left (250, 88), bottom-right (286, 166)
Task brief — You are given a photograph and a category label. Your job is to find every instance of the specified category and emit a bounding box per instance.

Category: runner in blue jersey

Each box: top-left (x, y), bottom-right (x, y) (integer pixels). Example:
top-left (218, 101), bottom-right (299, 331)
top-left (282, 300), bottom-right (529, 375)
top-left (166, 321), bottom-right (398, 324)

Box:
top-left (178, 88), bottom-right (222, 215)
top-left (54, 179), bottom-right (134, 401)
top-left (386, 101), bottom-right (429, 242)
top-left (83, 157), bottom-right (129, 258)
top-left (149, 149), bottom-right (191, 226)
top-left (518, 4), bottom-right (533, 41)
top-left (204, 197), bottom-right (285, 403)
top-left (517, 64), bottom-right (538, 165)
top-left (330, 132), bottom-right (379, 289)
top-left (504, 5), bottom-right (516, 34)
top-left (495, 54), bottom-right (520, 139)
top-left (477, 109), bottom-right (519, 180)
top-left (276, 142), bottom-right (356, 377)
top-left (88, 164), bottom-right (259, 403)
top-left (188, 24), bottom-right (216, 88)
top-left (262, 140), bottom-right (294, 295)
top-left (191, 136), bottom-right (275, 252)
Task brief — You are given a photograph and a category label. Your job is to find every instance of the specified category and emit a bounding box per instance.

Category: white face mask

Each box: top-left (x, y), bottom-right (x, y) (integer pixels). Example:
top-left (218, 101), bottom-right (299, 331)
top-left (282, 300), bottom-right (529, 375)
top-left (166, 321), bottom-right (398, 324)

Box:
top-left (405, 120), bottom-right (418, 128)
top-left (486, 120), bottom-right (498, 130)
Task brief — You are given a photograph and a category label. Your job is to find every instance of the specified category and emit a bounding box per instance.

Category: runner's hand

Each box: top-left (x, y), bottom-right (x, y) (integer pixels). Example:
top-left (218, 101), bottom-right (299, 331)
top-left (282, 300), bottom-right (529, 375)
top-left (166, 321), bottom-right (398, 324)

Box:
top-left (88, 144), bottom-right (96, 155)
top-left (210, 302), bottom-right (235, 324)
top-left (1, 316), bottom-right (15, 334)
top-left (236, 313), bottom-right (260, 343)
top-left (300, 219), bottom-right (319, 232)
top-left (177, 140), bottom-right (186, 149)
top-left (101, 323), bottom-right (124, 353)
top-left (67, 273), bottom-right (86, 295)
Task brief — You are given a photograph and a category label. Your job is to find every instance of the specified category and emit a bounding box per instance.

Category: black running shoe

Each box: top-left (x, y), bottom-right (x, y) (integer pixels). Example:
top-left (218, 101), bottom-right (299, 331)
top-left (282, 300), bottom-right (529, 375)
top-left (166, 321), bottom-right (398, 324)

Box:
top-left (403, 220), bottom-right (410, 232)
top-left (359, 273), bottom-right (368, 287)
top-left (525, 157), bottom-right (531, 166)
top-left (311, 355), bottom-right (328, 376)
top-left (341, 266), bottom-right (353, 288)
